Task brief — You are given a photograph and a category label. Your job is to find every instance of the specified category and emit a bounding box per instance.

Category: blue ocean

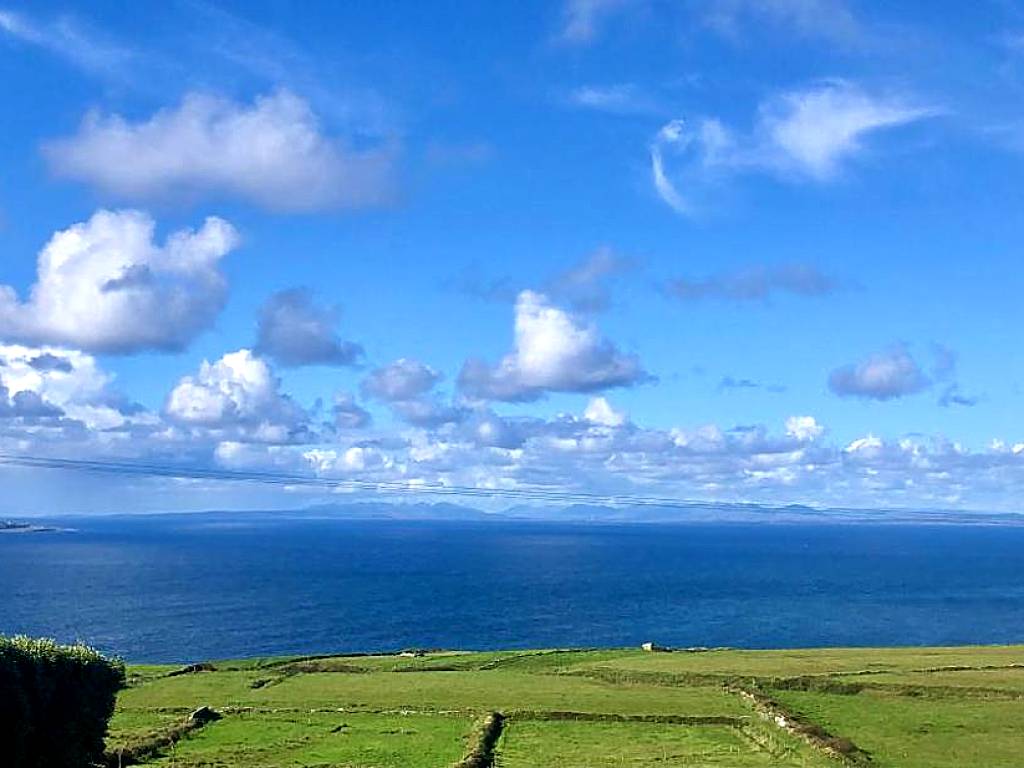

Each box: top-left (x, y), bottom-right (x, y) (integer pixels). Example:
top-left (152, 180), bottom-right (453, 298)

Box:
top-left (2, 513), bottom-right (1023, 663)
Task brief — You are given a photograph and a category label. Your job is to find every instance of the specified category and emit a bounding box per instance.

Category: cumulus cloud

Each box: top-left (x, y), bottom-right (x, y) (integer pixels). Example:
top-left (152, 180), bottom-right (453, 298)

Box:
top-left (666, 263), bottom-right (838, 302)
top-left (458, 290), bottom-right (649, 402)
top-left (165, 349), bottom-right (309, 443)
top-left (303, 444), bottom-right (394, 476)
top-left (362, 359), bottom-right (442, 402)
top-left (390, 398), bottom-right (466, 429)
top-left (584, 396), bottom-right (627, 427)
top-left (828, 345), bottom-right (929, 401)
top-left (650, 81), bottom-right (935, 214)
top-left (785, 415), bottom-right (824, 442)
top-left (0, 210), bottom-right (237, 354)
top-left (0, 344), bottom-right (152, 432)
top-left (44, 90), bottom-right (397, 212)
top-left (463, 411), bottom-right (528, 450)
top-left (360, 359), bottom-right (464, 428)
top-left (0, 376), bottom-right (63, 421)
top-left (255, 288), bottom-right (362, 367)
top-left (331, 393), bottom-right (372, 430)
top-left (7, 348), bottom-right (1024, 512)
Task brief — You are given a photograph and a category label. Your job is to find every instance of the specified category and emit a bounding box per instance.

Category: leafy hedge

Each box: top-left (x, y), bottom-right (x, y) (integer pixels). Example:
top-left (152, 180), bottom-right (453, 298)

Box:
top-left (0, 636), bottom-right (125, 768)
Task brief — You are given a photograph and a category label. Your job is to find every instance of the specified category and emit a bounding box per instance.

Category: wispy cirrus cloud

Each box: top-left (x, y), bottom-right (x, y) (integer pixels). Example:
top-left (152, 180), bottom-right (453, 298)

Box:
top-left (718, 376), bottom-right (787, 394)
top-left (930, 344), bottom-right (981, 408)
top-left (547, 247), bottom-right (638, 313)
top-left (650, 80), bottom-right (937, 215)
top-left (702, 0), bottom-right (863, 46)
top-left (0, 7), bottom-right (135, 81)
top-left (453, 247), bottom-right (638, 313)
top-left (567, 83), bottom-right (658, 115)
top-left (558, 0), bottom-right (635, 45)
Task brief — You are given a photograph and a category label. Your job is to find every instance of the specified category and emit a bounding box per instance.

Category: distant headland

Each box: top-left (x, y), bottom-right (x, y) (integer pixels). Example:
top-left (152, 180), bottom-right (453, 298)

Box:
top-left (0, 520), bottom-right (59, 533)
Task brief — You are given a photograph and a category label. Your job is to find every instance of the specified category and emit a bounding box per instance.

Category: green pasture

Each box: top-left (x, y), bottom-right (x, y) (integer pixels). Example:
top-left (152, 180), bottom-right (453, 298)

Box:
top-left (107, 645), bottom-right (1024, 767)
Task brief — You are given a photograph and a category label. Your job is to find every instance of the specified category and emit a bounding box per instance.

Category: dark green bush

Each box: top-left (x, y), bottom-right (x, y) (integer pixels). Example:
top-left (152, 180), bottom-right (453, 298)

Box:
top-left (0, 636), bottom-right (125, 768)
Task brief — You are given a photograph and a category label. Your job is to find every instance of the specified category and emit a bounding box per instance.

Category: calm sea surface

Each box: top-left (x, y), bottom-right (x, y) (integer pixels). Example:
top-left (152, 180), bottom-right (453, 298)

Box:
top-left (2, 513), bottom-right (1023, 663)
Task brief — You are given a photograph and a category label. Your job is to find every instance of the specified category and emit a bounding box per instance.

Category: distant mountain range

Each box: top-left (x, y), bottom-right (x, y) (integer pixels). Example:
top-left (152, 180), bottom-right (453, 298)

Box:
top-left (296, 500), bottom-right (1024, 526)
top-left (14, 500), bottom-right (1023, 525)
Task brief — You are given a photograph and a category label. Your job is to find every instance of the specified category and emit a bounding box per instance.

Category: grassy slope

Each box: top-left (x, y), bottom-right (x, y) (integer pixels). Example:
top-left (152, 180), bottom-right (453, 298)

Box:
top-left (109, 645), bottom-right (1024, 767)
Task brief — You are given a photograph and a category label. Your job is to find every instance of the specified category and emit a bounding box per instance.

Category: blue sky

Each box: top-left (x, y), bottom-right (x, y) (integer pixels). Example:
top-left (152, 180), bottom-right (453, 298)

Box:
top-left (2, 0), bottom-right (1024, 514)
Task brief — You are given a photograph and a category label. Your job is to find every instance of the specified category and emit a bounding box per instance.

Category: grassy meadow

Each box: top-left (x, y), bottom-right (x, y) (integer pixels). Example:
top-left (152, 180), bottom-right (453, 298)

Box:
top-left (106, 645), bottom-right (1024, 767)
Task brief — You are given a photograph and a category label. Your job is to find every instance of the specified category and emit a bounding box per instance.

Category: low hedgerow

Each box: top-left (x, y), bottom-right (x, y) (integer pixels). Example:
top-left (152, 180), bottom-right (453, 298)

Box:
top-left (0, 636), bottom-right (125, 768)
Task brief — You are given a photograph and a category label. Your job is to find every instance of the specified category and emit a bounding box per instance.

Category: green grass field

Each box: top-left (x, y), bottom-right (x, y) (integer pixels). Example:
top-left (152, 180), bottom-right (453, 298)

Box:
top-left (106, 645), bottom-right (1024, 767)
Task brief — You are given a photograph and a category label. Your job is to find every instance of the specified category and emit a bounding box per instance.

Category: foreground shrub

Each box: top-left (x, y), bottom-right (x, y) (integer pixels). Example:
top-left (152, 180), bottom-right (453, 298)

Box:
top-left (0, 636), bottom-right (125, 768)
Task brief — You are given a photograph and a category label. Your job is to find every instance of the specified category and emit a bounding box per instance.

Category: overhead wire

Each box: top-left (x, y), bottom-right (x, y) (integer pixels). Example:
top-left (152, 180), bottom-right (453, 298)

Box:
top-left (0, 452), bottom-right (712, 510)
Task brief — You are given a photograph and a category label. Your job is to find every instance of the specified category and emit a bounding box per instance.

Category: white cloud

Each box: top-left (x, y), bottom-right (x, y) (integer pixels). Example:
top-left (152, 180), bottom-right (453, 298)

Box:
top-left (845, 434), bottom-right (884, 457)
top-left (44, 90), bottom-right (397, 212)
top-left (8, 356), bottom-right (1024, 512)
top-left (584, 397), bottom-right (627, 427)
top-left (785, 415), bottom-right (824, 442)
top-left (255, 288), bottom-right (362, 367)
top-left (458, 290), bottom-right (648, 401)
top-left (829, 345), bottom-right (929, 401)
top-left (759, 83), bottom-right (932, 179)
top-left (0, 9), bottom-right (133, 80)
top-left (165, 349), bottom-right (308, 442)
top-left (650, 81), bottom-right (935, 214)
top-left (0, 345), bottom-right (158, 441)
top-left (650, 121), bottom-right (694, 215)
top-left (302, 445), bottom-right (392, 476)
top-left (568, 84), bottom-right (654, 114)
top-left (0, 210), bottom-right (237, 354)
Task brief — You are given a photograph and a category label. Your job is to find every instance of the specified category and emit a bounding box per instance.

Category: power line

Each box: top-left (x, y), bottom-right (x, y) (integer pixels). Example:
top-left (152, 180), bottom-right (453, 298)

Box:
top-left (0, 452), bottom-right (710, 510)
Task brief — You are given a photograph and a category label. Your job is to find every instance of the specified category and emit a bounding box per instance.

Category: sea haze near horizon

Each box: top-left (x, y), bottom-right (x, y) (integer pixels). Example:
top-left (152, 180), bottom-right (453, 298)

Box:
top-left (2, 512), bottom-right (1023, 663)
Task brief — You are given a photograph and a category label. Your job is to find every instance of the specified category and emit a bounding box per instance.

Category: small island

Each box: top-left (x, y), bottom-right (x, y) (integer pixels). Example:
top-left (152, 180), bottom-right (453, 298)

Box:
top-left (0, 520), bottom-right (59, 534)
